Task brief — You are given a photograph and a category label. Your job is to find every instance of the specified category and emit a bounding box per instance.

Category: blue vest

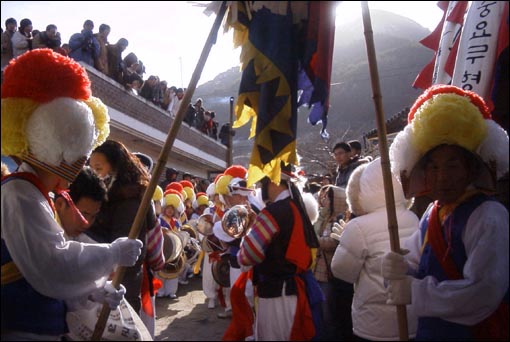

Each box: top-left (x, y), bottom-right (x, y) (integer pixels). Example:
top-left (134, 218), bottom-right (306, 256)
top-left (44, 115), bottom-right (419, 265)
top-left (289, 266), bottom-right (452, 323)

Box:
top-left (1, 176), bottom-right (68, 335)
top-left (416, 194), bottom-right (508, 340)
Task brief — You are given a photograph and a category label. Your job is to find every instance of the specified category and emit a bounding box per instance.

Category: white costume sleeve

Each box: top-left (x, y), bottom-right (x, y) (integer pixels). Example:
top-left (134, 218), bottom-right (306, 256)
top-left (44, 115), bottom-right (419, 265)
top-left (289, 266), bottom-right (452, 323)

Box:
top-left (410, 201), bottom-right (509, 325)
top-left (1, 177), bottom-right (118, 301)
top-left (331, 221), bottom-right (366, 284)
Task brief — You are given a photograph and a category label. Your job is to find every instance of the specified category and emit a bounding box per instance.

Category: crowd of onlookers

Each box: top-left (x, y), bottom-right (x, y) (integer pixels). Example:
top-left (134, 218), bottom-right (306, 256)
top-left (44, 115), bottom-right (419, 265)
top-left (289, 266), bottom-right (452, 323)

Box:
top-left (1, 17), bottom-right (235, 145)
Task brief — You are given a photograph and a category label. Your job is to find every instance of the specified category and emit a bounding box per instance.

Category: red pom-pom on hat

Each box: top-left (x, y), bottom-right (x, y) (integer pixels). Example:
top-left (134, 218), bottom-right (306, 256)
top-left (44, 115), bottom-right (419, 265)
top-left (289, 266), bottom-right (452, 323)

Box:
top-left (224, 165), bottom-right (247, 179)
top-left (163, 188), bottom-right (183, 200)
top-left (165, 182), bottom-right (184, 194)
top-left (1, 49), bottom-right (91, 103)
top-left (180, 180), bottom-right (194, 189)
top-left (408, 84), bottom-right (491, 123)
top-left (213, 173), bottom-right (224, 184)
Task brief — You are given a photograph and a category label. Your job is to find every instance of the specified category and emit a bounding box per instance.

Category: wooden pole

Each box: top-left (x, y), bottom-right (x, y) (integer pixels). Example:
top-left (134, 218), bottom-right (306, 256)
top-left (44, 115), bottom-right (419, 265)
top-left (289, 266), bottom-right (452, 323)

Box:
top-left (228, 96), bottom-right (234, 166)
top-left (91, 2), bottom-right (229, 340)
top-left (360, 2), bottom-right (409, 340)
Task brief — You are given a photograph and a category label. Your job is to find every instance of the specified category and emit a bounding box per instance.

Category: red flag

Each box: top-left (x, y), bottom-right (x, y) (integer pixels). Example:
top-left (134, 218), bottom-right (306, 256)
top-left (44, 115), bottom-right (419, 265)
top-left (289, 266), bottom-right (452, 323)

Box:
top-left (413, 2), bottom-right (448, 89)
top-left (413, 1), bottom-right (468, 89)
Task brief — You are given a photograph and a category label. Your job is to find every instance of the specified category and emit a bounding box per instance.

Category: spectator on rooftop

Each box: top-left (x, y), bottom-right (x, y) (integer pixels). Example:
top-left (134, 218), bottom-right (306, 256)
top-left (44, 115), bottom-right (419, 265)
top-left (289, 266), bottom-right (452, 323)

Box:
top-left (11, 18), bottom-right (33, 58)
top-left (94, 23), bottom-right (110, 75)
top-left (68, 19), bottom-right (100, 66)
top-left (1, 17), bottom-right (17, 68)
top-left (139, 75), bottom-right (159, 103)
top-left (106, 37), bottom-right (129, 84)
top-left (168, 87), bottom-right (184, 118)
top-left (32, 24), bottom-right (61, 51)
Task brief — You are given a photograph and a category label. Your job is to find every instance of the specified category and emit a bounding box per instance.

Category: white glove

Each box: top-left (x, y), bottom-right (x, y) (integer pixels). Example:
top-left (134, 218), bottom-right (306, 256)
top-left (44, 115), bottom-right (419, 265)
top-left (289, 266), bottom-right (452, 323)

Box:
top-left (386, 277), bottom-right (412, 305)
top-left (90, 281), bottom-right (126, 309)
top-left (110, 237), bottom-right (143, 266)
top-left (332, 221), bottom-right (345, 235)
top-left (381, 250), bottom-right (410, 280)
top-left (330, 220), bottom-right (346, 241)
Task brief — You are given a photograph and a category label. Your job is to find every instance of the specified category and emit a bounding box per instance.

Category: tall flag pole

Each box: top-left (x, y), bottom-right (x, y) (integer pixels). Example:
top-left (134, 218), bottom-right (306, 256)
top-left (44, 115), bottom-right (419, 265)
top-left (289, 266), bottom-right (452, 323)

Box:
top-left (360, 2), bottom-right (409, 340)
top-left (91, 2), bottom-right (229, 339)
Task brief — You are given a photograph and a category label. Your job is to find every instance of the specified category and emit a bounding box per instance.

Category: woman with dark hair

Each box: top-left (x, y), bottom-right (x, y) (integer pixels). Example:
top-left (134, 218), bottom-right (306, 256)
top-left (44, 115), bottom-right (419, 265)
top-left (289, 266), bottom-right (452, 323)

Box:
top-left (87, 139), bottom-right (159, 315)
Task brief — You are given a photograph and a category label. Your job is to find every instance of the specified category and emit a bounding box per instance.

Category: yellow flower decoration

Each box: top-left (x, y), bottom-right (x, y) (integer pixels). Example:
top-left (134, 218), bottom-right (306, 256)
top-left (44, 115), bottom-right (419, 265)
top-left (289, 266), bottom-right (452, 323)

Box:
top-left (215, 174), bottom-right (233, 195)
top-left (153, 185), bottom-right (164, 202)
top-left (1, 98), bottom-right (40, 157)
top-left (411, 93), bottom-right (486, 154)
top-left (85, 96), bottom-right (110, 148)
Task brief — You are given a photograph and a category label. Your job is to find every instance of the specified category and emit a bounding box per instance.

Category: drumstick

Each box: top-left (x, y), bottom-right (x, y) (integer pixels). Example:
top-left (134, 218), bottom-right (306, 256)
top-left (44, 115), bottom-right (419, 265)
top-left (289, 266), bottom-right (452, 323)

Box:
top-left (193, 250), bottom-right (205, 274)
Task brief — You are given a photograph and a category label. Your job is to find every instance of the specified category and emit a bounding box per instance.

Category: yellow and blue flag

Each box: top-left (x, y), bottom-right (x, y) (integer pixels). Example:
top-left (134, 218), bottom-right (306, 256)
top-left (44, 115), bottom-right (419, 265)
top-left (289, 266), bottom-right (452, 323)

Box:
top-left (227, 2), bottom-right (337, 186)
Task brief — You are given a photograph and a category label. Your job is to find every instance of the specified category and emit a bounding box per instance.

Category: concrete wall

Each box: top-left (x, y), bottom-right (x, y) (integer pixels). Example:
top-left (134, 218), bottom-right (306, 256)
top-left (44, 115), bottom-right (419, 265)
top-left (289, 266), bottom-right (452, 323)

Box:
top-left (84, 65), bottom-right (228, 180)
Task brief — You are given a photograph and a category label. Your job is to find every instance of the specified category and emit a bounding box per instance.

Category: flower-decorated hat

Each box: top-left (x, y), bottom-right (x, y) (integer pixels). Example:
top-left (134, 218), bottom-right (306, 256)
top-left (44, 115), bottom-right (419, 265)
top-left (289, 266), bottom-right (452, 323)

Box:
top-left (165, 181), bottom-right (187, 201)
top-left (206, 173), bottom-right (222, 198)
top-left (1, 49), bottom-right (109, 182)
top-left (389, 84), bottom-right (509, 198)
top-left (215, 165), bottom-right (254, 198)
top-left (180, 180), bottom-right (196, 203)
top-left (163, 188), bottom-right (184, 214)
top-left (193, 192), bottom-right (210, 210)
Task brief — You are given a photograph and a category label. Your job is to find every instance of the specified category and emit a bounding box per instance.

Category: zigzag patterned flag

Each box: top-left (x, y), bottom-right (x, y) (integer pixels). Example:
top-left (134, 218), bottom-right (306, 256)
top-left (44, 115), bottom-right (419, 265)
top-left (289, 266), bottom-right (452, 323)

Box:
top-left (227, 1), bottom-right (337, 186)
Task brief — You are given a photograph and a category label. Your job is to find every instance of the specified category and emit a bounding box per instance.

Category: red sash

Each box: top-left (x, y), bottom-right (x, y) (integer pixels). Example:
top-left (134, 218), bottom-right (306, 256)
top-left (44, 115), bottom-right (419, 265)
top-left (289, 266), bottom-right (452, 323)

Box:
top-left (222, 269), bottom-right (254, 341)
top-left (141, 263), bottom-right (163, 318)
top-left (287, 202), bottom-right (315, 341)
top-left (2, 172), bottom-right (56, 215)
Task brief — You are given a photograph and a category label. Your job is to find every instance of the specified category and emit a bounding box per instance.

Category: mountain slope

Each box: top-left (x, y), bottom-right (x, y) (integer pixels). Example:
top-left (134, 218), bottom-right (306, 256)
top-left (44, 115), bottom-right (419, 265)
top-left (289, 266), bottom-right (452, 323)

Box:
top-left (194, 9), bottom-right (434, 173)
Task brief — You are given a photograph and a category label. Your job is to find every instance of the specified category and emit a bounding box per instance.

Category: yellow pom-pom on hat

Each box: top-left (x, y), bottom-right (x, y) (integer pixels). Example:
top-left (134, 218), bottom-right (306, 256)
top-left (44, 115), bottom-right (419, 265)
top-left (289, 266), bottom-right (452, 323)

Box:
top-left (215, 174), bottom-right (232, 196)
top-left (390, 84), bottom-right (509, 198)
top-left (180, 180), bottom-right (196, 202)
top-left (163, 189), bottom-right (184, 214)
top-left (193, 192), bottom-right (210, 209)
top-left (411, 93), bottom-right (487, 154)
top-left (1, 49), bottom-right (110, 182)
top-left (153, 185), bottom-right (164, 202)
top-left (216, 165), bottom-right (248, 195)
top-left (165, 182), bottom-right (187, 201)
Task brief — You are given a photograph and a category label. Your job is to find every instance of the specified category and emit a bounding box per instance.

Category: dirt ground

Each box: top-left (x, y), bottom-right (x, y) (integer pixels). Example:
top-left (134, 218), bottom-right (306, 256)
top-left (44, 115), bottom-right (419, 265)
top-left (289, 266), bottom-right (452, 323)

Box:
top-left (154, 275), bottom-right (231, 341)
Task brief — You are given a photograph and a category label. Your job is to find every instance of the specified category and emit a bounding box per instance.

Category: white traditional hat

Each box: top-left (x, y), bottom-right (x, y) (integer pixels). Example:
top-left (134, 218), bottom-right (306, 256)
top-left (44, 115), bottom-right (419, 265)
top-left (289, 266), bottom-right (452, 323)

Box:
top-left (389, 84), bottom-right (509, 198)
top-left (1, 49), bottom-right (109, 182)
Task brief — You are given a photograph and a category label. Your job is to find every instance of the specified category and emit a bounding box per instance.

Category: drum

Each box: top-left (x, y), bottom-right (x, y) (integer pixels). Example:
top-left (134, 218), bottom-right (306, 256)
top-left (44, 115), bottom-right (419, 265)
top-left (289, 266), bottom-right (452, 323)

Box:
top-left (160, 229), bottom-right (183, 264)
top-left (184, 237), bottom-right (201, 265)
top-left (181, 224), bottom-right (199, 240)
top-left (201, 234), bottom-right (224, 253)
top-left (196, 213), bottom-right (214, 236)
top-left (176, 230), bottom-right (190, 248)
top-left (211, 253), bottom-right (231, 288)
top-left (157, 253), bottom-right (187, 280)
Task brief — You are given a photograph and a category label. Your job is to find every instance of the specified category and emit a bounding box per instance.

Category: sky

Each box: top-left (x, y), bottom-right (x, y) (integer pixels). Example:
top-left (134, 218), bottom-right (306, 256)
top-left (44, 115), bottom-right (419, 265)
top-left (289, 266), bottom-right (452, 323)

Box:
top-left (1, 1), bottom-right (444, 87)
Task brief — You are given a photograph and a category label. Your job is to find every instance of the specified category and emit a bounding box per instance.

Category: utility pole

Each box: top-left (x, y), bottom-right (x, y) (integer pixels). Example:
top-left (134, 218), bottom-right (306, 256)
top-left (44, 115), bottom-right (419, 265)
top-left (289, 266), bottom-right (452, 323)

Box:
top-left (228, 96), bottom-right (234, 166)
top-left (179, 56), bottom-right (183, 88)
